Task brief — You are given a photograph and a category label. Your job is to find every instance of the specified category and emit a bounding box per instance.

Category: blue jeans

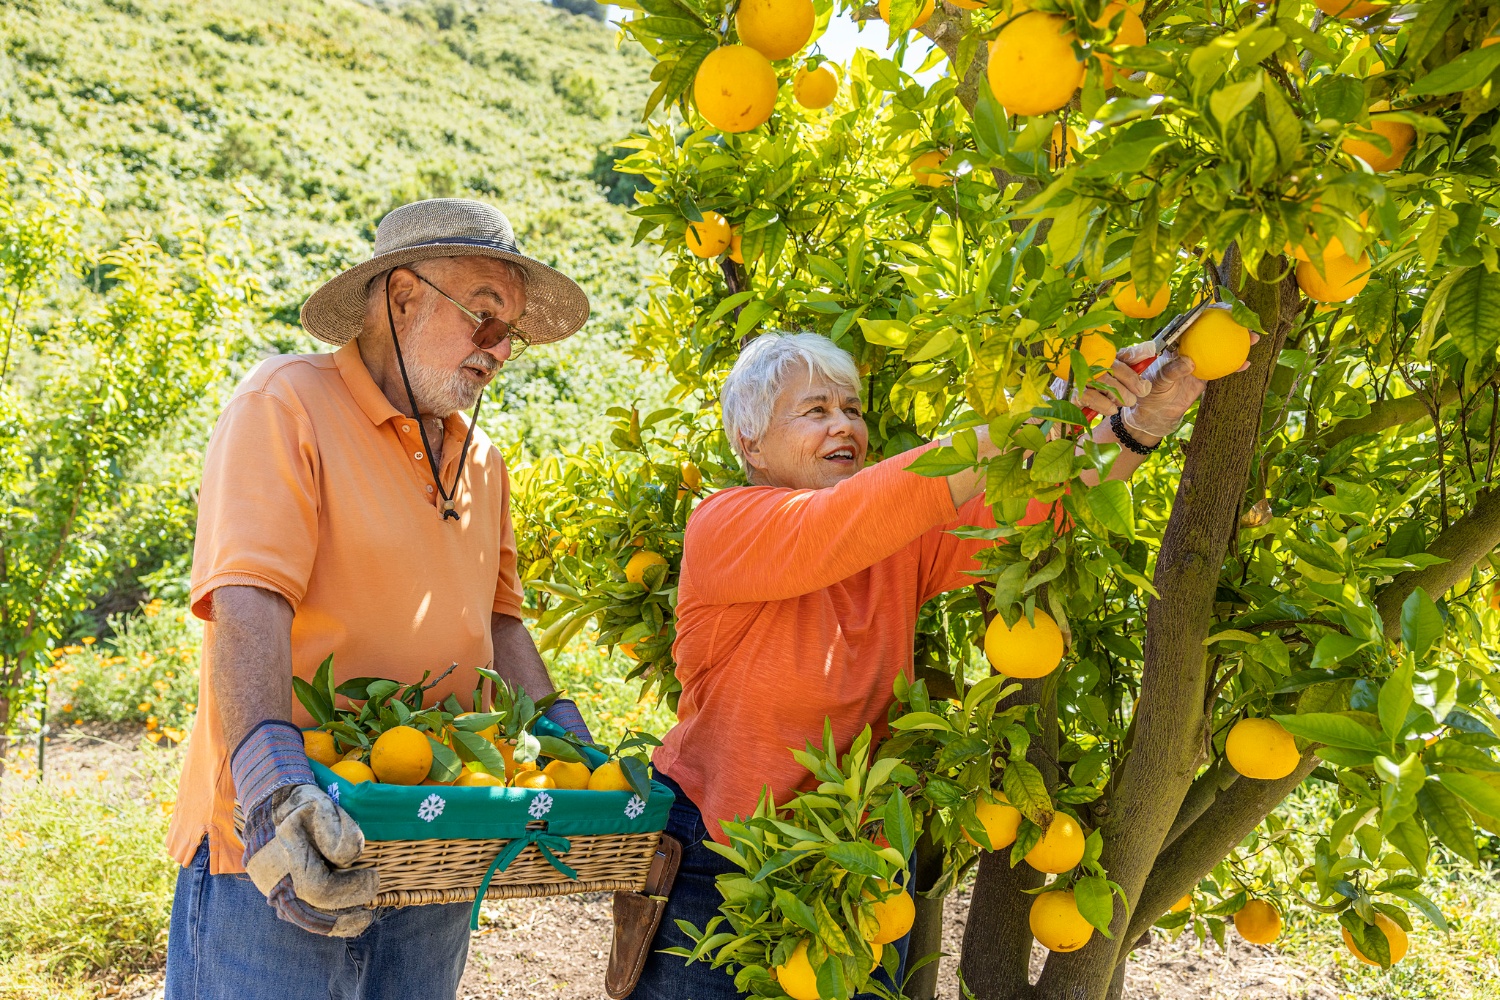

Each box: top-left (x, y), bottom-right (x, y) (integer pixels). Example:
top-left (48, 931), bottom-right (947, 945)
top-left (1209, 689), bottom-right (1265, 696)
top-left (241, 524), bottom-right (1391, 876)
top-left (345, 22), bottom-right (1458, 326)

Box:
top-left (164, 839), bottom-right (471, 1000)
top-left (631, 774), bottom-right (910, 999)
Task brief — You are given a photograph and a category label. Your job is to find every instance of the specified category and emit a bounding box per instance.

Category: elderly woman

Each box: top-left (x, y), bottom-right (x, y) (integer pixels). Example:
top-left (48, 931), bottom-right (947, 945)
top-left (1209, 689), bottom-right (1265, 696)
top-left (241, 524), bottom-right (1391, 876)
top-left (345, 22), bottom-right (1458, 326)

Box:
top-left (629, 331), bottom-right (1206, 999)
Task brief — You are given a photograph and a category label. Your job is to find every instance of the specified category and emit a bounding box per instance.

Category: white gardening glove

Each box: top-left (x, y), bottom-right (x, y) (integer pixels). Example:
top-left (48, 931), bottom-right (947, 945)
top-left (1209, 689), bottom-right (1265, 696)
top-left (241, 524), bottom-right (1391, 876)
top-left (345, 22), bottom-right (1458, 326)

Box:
top-left (1118, 333), bottom-right (1257, 440)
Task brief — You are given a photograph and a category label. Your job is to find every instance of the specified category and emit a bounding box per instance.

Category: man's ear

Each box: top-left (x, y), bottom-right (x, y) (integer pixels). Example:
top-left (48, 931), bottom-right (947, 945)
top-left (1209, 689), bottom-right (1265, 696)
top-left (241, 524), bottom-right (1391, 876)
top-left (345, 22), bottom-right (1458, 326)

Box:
top-left (740, 434), bottom-right (767, 478)
top-left (386, 268), bottom-right (420, 325)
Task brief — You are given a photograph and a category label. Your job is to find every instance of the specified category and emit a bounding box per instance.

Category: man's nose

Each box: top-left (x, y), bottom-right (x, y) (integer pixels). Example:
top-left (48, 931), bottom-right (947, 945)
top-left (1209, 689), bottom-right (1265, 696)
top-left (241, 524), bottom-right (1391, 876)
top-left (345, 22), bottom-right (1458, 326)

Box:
top-left (481, 337), bottom-right (513, 364)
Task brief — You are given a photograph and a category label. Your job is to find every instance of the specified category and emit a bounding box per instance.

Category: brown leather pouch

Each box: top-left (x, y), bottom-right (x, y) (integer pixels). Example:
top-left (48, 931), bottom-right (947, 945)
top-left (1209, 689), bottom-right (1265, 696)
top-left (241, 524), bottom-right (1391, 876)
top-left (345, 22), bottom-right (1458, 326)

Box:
top-left (605, 833), bottom-right (683, 999)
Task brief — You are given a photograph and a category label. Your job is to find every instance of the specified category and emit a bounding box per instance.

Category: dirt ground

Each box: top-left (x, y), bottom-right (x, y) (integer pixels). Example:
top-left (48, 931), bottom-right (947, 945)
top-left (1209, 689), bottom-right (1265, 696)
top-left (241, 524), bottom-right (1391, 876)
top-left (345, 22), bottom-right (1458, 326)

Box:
top-left (24, 726), bottom-right (1348, 1000)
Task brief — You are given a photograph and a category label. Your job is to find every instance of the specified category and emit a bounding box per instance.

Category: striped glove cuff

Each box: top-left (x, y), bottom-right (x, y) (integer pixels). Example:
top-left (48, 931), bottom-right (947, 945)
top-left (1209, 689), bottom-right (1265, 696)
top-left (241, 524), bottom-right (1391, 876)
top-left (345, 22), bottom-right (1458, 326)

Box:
top-left (231, 719), bottom-right (315, 818)
top-left (543, 697), bottom-right (593, 744)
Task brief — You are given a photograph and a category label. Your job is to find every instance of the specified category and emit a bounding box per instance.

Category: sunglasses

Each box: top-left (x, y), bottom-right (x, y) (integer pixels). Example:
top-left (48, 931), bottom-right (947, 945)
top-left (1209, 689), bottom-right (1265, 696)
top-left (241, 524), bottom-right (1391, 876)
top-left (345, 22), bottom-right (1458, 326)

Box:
top-left (408, 269), bottom-right (533, 357)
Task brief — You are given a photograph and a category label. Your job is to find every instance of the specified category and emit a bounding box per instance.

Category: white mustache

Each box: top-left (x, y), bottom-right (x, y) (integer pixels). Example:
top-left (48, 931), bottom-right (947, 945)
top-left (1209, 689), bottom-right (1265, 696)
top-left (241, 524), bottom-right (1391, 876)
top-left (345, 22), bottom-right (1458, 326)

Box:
top-left (461, 351), bottom-right (499, 374)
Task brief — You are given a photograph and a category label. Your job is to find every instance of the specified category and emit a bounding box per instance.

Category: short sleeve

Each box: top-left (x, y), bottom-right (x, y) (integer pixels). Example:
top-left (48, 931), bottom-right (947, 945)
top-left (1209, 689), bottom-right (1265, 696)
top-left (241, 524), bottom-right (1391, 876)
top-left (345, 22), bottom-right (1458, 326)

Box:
top-left (491, 460), bottom-right (525, 618)
top-left (189, 389), bottom-right (320, 621)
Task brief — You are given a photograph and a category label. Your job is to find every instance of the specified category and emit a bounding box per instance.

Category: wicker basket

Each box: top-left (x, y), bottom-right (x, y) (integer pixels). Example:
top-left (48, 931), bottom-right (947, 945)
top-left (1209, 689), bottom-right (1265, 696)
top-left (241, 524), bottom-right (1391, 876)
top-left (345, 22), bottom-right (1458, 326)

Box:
top-left (356, 826), bottom-right (663, 906)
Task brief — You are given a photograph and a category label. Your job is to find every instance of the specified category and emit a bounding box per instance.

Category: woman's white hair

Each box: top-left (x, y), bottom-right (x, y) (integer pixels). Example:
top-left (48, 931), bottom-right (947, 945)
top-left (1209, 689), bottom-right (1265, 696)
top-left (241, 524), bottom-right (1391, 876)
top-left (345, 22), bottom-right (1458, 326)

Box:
top-left (721, 331), bottom-right (862, 468)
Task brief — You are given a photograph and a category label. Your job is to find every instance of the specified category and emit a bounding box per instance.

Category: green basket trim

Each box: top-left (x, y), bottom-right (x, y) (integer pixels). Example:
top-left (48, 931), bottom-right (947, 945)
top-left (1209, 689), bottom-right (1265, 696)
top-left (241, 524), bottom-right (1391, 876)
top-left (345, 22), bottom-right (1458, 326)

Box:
top-left (309, 717), bottom-right (672, 841)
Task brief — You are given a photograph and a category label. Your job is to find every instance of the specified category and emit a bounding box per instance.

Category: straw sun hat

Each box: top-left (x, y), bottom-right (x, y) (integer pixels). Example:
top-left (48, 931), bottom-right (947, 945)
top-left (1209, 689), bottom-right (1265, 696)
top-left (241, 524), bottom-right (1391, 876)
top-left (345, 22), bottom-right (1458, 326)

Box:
top-left (300, 198), bottom-right (590, 346)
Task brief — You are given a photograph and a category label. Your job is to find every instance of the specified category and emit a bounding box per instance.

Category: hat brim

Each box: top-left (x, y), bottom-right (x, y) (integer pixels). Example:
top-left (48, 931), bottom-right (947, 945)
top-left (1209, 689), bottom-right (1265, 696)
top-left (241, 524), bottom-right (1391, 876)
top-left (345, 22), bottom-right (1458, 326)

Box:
top-left (299, 244), bottom-right (590, 347)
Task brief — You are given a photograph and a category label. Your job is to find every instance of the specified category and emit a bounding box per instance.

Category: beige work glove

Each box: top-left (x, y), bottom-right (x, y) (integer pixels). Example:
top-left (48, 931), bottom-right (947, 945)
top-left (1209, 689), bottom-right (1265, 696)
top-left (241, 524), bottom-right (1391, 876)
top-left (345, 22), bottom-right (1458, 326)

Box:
top-left (243, 784), bottom-right (380, 937)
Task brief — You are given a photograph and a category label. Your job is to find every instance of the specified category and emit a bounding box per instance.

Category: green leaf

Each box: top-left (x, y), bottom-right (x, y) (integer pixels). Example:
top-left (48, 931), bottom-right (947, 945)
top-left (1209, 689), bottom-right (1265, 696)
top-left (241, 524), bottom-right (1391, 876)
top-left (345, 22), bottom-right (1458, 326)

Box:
top-left (824, 841), bottom-right (888, 878)
top-left (1084, 480), bottom-right (1134, 539)
top-left (1072, 877), bottom-right (1116, 937)
top-left (1421, 781), bottom-right (1482, 867)
top-left (1274, 712), bottom-right (1380, 751)
top-left (1030, 438), bottom-right (1077, 485)
top-left (775, 888), bottom-right (821, 936)
top-left (1002, 760), bottom-right (1053, 825)
top-left (537, 734), bottom-right (585, 763)
top-left (1129, 217), bottom-right (1173, 300)
top-left (1407, 44), bottom-right (1500, 97)
top-left (427, 739), bottom-right (462, 783)
top-left (880, 792), bottom-right (916, 860)
top-left (451, 729), bottom-right (509, 776)
top-left (1378, 658), bottom-right (1415, 742)
top-left (1311, 633), bottom-right (1367, 670)
top-left (1437, 772), bottom-right (1500, 821)
top-left (1310, 74), bottom-right (1365, 123)
top-left (620, 755), bottom-right (654, 801)
top-left (1442, 267), bottom-right (1500, 362)
top-left (292, 676), bottom-right (332, 725)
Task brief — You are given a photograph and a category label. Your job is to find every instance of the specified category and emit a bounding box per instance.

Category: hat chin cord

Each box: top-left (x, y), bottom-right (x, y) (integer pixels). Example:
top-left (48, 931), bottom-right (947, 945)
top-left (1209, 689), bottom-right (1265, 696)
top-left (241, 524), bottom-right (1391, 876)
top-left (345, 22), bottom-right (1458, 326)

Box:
top-left (385, 273), bottom-right (480, 521)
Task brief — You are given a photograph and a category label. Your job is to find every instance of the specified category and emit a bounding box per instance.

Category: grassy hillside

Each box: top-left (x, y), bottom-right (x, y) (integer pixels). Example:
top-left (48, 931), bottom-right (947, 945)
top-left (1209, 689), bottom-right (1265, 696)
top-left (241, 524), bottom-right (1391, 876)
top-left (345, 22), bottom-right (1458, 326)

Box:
top-left (0, 0), bottom-right (665, 455)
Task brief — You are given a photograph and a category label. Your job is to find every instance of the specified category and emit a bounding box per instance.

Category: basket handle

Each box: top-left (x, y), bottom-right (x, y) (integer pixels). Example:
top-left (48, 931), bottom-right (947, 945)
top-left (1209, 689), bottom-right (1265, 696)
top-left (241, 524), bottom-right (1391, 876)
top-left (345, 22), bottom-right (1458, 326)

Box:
top-left (469, 829), bottom-right (577, 930)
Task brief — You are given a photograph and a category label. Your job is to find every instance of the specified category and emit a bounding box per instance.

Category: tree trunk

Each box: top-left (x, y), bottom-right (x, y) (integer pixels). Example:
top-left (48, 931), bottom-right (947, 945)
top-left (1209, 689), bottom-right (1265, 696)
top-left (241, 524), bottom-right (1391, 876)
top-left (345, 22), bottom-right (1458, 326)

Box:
top-left (1029, 260), bottom-right (1300, 1000)
top-left (959, 850), bottom-right (1042, 1000)
top-left (906, 830), bottom-right (947, 1000)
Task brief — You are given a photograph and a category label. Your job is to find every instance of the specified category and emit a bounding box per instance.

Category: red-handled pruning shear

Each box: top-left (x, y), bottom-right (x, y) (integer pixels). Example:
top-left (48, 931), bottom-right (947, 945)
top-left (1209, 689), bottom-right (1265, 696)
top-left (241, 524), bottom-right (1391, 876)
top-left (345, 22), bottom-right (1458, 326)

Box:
top-left (1078, 302), bottom-right (1212, 422)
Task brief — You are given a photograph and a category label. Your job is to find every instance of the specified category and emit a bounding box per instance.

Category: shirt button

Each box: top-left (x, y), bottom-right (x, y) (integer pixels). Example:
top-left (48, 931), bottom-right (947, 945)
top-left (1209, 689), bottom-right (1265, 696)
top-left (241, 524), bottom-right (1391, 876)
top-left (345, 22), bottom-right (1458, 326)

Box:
top-left (426, 485), bottom-right (434, 493)
top-left (414, 451), bottom-right (424, 460)
top-left (401, 424), bottom-right (411, 433)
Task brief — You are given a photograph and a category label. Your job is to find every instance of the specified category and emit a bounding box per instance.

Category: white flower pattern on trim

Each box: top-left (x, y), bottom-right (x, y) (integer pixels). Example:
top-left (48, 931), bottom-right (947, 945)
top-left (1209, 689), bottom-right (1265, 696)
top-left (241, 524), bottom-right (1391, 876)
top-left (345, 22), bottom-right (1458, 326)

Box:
top-left (528, 791), bottom-right (554, 819)
top-left (624, 795), bottom-right (645, 820)
top-left (418, 793), bottom-right (446, 823)
top-left (326, 783), bottom-right (340, 804)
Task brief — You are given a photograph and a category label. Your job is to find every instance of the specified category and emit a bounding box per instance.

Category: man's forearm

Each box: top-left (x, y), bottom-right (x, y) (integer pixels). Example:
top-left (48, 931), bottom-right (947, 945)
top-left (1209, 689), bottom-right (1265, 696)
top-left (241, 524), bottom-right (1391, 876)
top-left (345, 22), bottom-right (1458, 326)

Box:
top-left (210, 585), bottom-right (296, 754)
top-left (490, 612), bottom-right (557, 702)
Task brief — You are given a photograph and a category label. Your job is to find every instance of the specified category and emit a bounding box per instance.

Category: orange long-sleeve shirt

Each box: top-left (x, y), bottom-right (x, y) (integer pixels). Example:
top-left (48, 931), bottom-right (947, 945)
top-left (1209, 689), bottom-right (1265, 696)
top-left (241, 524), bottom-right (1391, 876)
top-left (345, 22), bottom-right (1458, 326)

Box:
top-left (653, 445), bottom-right (995, 843)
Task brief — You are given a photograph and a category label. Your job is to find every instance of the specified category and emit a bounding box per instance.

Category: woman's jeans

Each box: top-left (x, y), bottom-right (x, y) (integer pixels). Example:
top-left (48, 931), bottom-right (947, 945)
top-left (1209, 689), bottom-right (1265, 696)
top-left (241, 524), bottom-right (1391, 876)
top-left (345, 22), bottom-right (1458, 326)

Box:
top-left (631, 773), bottom-right (911, 999)
top-left (164, 838), bottom-right (471, 1000)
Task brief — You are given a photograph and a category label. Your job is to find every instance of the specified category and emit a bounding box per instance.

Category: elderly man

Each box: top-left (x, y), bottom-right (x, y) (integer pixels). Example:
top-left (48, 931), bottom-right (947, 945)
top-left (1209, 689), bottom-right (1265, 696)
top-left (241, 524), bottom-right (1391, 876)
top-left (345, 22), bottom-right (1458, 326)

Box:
top-left (163, 199), bottom-right (594, 999)
top-left (630, 330), bottom-right (1221, 998)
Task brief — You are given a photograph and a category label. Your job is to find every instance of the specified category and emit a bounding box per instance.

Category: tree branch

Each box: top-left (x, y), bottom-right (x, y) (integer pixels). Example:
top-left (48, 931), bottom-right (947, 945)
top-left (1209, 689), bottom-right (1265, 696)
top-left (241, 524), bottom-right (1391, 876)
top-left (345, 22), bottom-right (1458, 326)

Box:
top-left (1160, 756), bottom-right (1237, 850)
top-left (1372, 485), bottom-right (1500, 637)
top-left (1123, 751), bottom-right (1320, 948)
top-left (1314, 382), bottom-right (1459, 451)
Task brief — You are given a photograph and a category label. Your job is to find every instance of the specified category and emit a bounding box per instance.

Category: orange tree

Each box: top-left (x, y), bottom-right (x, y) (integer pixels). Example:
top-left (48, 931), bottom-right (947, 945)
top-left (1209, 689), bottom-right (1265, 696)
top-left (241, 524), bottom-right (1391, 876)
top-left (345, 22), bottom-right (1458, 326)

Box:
top-left (519, 0), bottom-right (1500, 997)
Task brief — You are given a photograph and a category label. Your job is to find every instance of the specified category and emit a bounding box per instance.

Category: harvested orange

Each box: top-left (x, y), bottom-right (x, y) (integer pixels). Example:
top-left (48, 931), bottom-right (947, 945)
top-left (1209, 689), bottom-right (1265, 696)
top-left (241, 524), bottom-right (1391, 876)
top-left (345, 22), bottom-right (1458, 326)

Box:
top-left (735, 0), bottom-right (814, 61)
top-left (588, 760), bottom-right (635, 792)
top-left (303, 730), bottom-right (341, 767)
top-left (512, 771), bottom-right (556, 790)
top-left (454, 711), bottom-right (498, 742)
top-left (330, 759), bottom-right (376, 784)
top-left (685, 211), bottom-right (731, 258)
top-left (625, 549), bottom-right (668, 586)
top-left (454, 769), bottom-right (505, 787)
top-left (1234, 899), bottom-right (1282, 944)
top-left (793, 63), bottom-right (838, 109)
top-left (1030, 890), bottom-right (1094, 952)
top-left (543, 759), bottom-right (593, 790)
top-left (988, 14), bottom-right (1084, 117)
top-left (1342, 912), bottom-right (1409, 966)
top-left (1024, 813), bottom-right (1086, 873)
top-left (984, 610), bottom-right (1065, 679)
top-left (370, 725), bottom-right (433, 785)
top-left (1113, 279), bottom-right (1171, 319)
top-left (694, 46), bottom-right (778, 134)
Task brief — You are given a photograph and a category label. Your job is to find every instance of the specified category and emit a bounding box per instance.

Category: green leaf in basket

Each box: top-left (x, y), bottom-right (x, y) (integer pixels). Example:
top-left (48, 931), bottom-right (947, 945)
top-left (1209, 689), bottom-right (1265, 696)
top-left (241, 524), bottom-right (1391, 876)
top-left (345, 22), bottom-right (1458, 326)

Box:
top-left (292, 676), bottom-right (332, 725)
top-left (453, 712), bottom-right (506, 732)
top-left (326, 720), bottom-right (367, 749)
top-left (537, 735), bottom-right (585, 763)
top-left (335, 677), bottom-right (384, 701)
top-left (442, 693), bottom-right (464, 716)
top-left (451, 730), bottom-right (509, 776)
top-left (364, 679), bottom-right (401, 703)
top-left (621, 755), bottom-right (653, 803)
top-left (428, 739), bottom-right (462, 783)
top-left (313, 653), bottom-right (337, 711)
top-left (514, 730), bottom-right (542, 764)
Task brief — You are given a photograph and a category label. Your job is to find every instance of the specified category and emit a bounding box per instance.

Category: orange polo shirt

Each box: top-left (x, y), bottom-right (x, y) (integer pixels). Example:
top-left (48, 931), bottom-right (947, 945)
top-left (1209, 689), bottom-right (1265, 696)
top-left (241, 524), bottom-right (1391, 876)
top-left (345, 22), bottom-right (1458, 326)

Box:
top-left (166, 342), bottom-right (525, 873)
top-left (653, 447), bottom-right (995, 843)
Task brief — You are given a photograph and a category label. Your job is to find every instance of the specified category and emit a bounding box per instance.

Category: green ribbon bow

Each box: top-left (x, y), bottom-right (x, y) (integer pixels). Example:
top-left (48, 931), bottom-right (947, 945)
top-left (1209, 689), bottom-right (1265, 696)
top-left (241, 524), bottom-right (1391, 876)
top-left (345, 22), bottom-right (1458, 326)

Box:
top-left (468, 830), bottom-right (577, 930)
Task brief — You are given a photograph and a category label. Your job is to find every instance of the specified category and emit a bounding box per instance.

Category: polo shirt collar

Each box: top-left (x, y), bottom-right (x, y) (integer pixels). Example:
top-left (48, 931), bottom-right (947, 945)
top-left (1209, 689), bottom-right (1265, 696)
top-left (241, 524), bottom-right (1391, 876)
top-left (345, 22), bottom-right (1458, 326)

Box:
top-left (335, 341), bottom-right (404, 427)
